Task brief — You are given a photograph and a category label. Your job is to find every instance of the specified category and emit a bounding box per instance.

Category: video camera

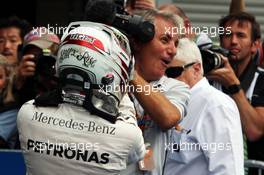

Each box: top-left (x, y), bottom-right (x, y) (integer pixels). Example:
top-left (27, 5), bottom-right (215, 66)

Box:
top-left (199, 45), bottom-right (230, 74)
top-left (84, 0), bottom-right (155, 43)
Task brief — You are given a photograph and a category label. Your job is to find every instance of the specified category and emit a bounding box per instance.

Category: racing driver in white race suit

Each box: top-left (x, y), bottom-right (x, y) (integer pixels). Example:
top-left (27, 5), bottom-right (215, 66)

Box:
top-left (17, 21), bottom-right (146, 175)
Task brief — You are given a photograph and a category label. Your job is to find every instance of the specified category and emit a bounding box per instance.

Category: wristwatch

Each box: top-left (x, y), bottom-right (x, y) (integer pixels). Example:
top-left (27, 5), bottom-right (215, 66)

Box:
top-left (226, 84), bottom-right (242, 95)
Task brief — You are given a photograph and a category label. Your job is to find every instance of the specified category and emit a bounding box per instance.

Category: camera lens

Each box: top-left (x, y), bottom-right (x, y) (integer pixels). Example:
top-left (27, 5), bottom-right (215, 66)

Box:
top-left (213, 53), bottom-right (224, 69)
top-left (200, 49), bottom-right (224, 74)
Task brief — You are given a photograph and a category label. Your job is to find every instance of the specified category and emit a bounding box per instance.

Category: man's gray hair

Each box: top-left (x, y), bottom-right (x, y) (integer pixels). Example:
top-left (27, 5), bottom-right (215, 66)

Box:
top-left (142, 9), bottom-right (184, 36)
top-left (175, 38), bottom-right (204, 74)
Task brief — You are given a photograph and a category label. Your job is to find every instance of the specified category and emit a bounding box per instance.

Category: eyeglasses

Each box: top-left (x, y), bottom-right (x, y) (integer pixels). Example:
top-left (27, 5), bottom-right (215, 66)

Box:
top-left (165, 62), bottom-right (196, 78)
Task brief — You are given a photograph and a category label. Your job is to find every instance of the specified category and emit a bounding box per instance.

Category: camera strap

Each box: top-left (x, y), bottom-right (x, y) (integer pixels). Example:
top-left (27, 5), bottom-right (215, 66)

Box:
top-left (239, 58), bottom-right (258, 93)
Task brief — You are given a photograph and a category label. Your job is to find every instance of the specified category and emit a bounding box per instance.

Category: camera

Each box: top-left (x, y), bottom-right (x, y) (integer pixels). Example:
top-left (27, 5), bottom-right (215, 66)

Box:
top-left (34, 49), bottom-right (56, 78)
top-left (84, 0), bottom-right (155, 43)
top-left (21, 45), bottom-right (56, 79)
top-left (199, 45), bottom-right (230, 74)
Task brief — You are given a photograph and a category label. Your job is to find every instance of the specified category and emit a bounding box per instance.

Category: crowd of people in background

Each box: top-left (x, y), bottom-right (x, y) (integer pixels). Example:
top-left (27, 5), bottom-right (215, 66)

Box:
top-left (0, 0), bottom-right (264, 175)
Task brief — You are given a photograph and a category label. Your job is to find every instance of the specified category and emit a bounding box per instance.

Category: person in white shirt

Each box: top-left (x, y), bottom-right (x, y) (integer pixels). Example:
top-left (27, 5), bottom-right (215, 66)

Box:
top-left (122, 9), bottom-right (190, 175)
top-left (17, 22), bottom-right (145, 175)
top-left (164, 38), bottom-right (244, 175)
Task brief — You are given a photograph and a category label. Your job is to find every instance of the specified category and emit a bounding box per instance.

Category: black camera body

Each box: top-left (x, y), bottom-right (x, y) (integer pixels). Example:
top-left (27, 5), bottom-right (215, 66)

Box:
top-left (34, 49), bottom-right (56, 78)
top-left (21, 45), bottom-right (57, 79)
top-left (199, 45), bottom-right (230, 74)
top-left (113, 0), bottom-right (155, 43)
top-left (84, 0), bottom-right (155, 43)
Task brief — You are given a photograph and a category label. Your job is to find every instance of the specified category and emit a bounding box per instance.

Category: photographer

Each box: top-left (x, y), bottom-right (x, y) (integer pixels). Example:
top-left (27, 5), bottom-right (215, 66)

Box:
top-left (17, 22), bottom-right (145, 174)
top-left (15, 27), bottom-right (60, 105)
top-left (207, 12), bottom-right (264, 174)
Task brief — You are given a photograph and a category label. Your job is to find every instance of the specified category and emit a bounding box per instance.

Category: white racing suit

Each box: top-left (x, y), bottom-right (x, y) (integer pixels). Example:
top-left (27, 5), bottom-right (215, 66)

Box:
top-left (17, 94), bottom-right (145, 175)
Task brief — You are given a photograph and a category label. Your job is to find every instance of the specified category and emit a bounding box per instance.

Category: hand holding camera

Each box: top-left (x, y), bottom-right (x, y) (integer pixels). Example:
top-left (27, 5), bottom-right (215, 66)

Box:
top-left (16, 48), bottom-right (57, 90)
top-left (18, 54), bottom-right (36, 78)
top-left (199, 45), bottom-right (230, 75)
top-left (15, 54), bottom-right (36, 89)
top-left (206, 55), bottom-right (240, 88)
